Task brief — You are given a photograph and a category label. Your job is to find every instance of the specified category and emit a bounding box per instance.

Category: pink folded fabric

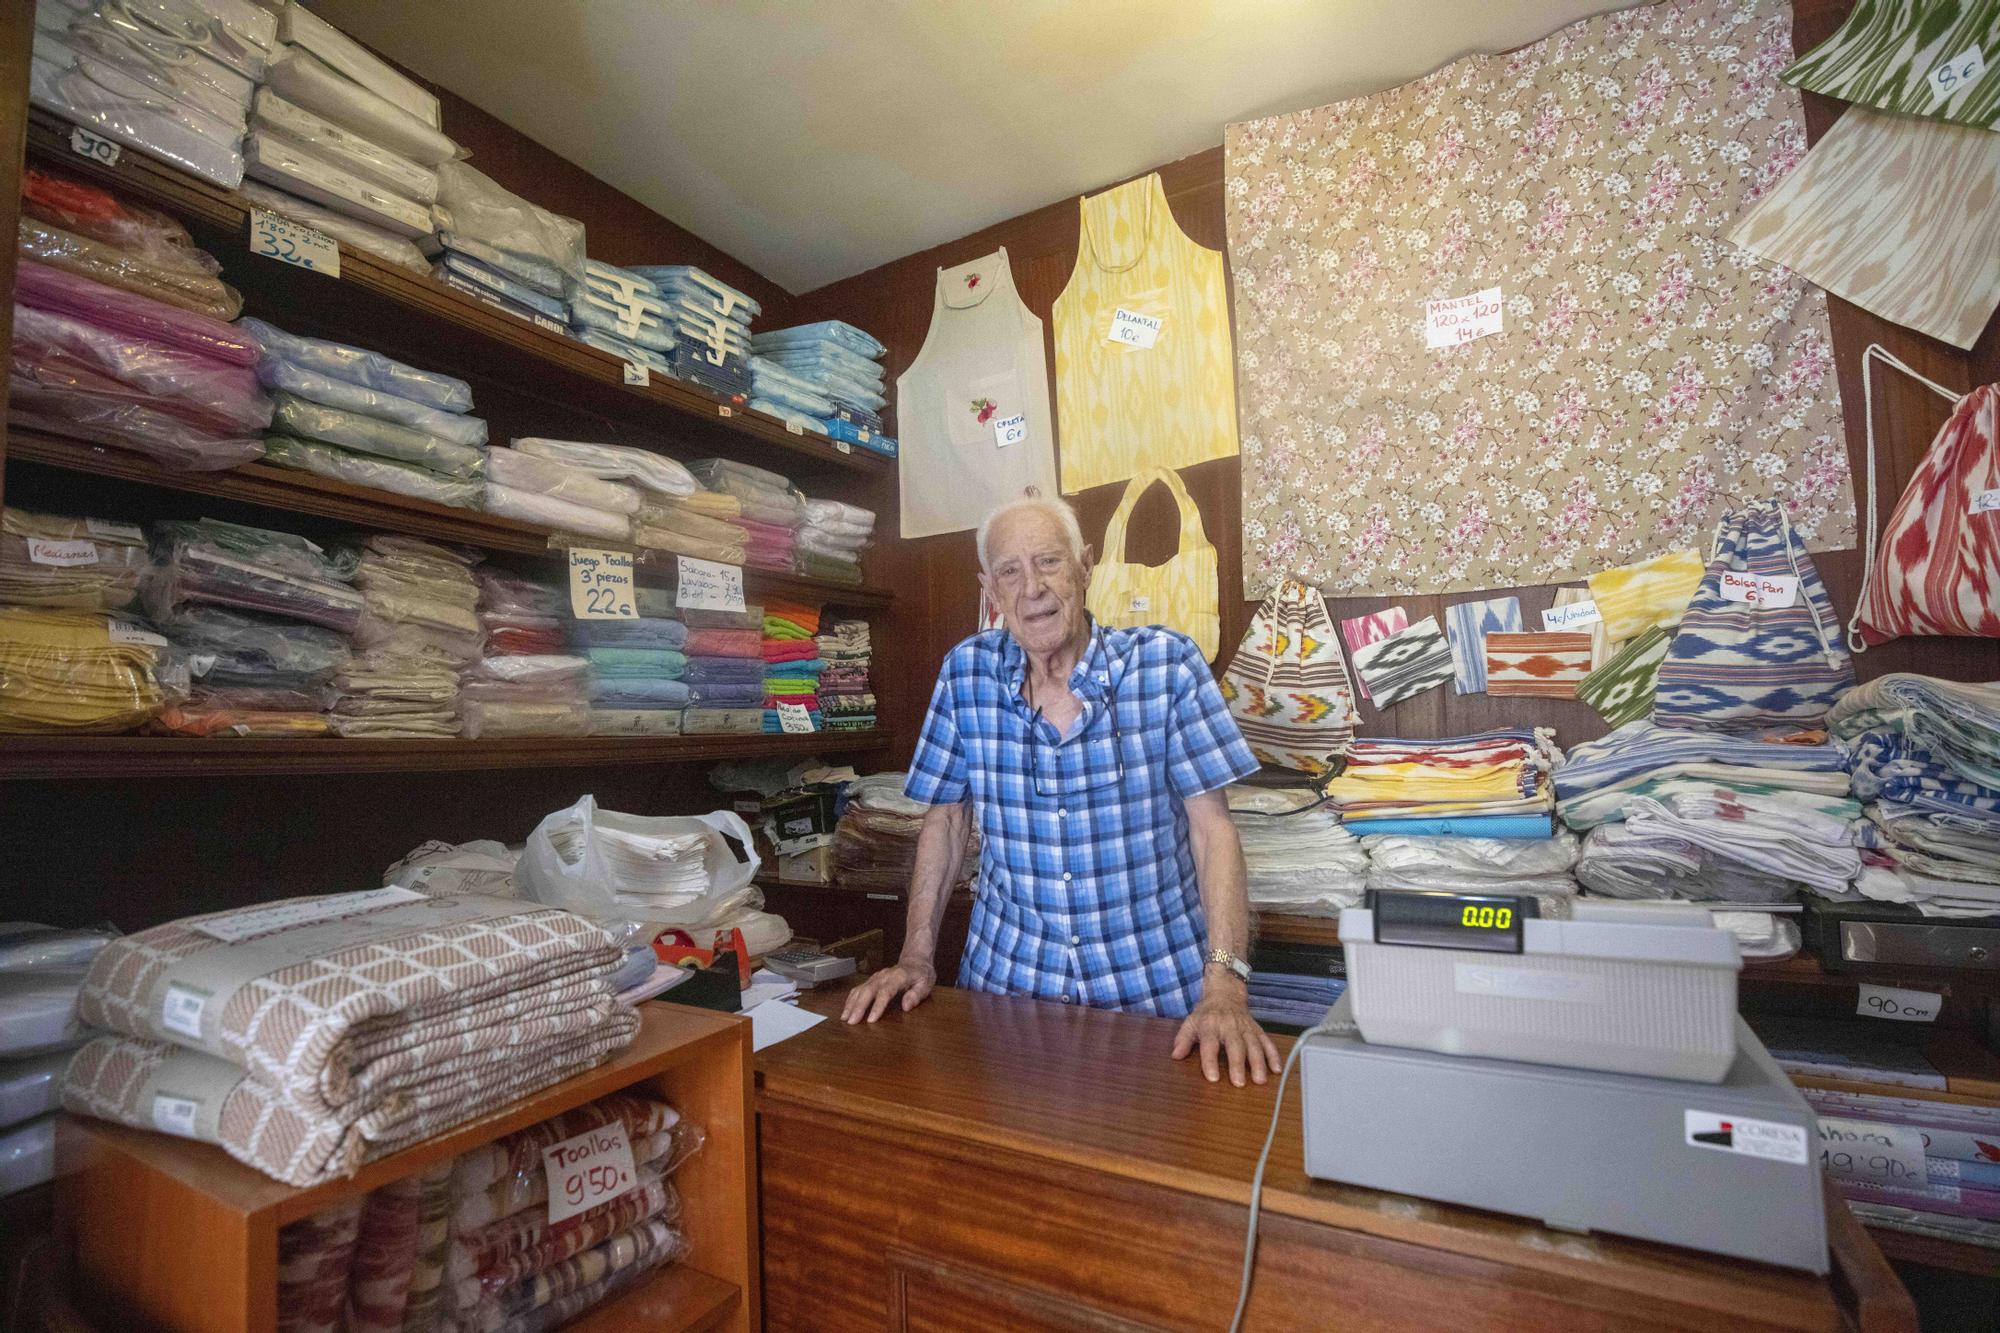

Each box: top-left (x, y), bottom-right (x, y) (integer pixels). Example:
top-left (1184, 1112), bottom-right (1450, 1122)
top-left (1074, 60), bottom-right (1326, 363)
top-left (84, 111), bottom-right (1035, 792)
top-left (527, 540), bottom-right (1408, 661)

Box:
top-left (16, 260), bottom-right (258, 365)
top-left (761, 641), bottom-right (820, 662)
top-left (684, 628), bottom-right (762, 658)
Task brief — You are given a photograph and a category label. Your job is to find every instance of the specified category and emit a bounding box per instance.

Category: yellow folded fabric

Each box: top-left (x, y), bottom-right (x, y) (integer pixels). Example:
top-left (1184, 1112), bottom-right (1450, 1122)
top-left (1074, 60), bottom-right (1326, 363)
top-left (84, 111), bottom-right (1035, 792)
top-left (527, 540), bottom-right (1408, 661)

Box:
top-left (1321, 759), bottom-right (1528, 804)
top-left (1586, 548), bottom-right (1705, 642)
top-left (0, 607), bottom-right (163, 733)
top-left (635, 501), bottom-right (747, 547)
top-left (677, 491), bottom-right (742, 520)
top-left (631, 524), bottom-right (747, 565)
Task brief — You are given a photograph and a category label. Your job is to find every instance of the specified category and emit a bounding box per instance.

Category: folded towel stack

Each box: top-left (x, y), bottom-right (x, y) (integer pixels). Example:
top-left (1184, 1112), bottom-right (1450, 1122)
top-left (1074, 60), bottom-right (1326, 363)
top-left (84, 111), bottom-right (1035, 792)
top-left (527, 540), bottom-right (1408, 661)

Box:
top-left (815, 618), bottom-right (874, 732)
top-left (1228, 786), bottom-right (1369, 916)
top-left (688, 458), bottom-right (802, 572)
top-left (29, 0), bottom-right (274, 190)
top-left (1322, 729), bottom-right (1562, 838)
top-left (332, 535), bottom-right (480, 738)
top-left (59, 889), bottom-right (638, 1186)
top-left (572, 610), bottom-right (692, 715)
top-left (459, 570), bottom-right (589, 738)
top-left (796, 497), bottom-right (875, 585)
top-left (762, 600), bottom-right (824, 733)
top-left (749, 321), bottom-right (895, 455)
top-left (480, 442), bottom-right (642, 544)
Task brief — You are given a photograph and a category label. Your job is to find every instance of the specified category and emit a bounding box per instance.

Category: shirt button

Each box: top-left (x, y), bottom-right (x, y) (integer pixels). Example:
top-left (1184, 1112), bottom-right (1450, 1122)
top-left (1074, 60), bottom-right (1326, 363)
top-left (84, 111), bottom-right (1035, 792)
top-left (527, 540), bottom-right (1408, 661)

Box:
top-left (1057, 808), bottom-right (1067, 819)
top-left (1062, 872), bottom-right (1073, 882)
top-left (1071, 935), bottom-right (1081, 945)
top-left (1060, 995), bottom-right (1073, 1004)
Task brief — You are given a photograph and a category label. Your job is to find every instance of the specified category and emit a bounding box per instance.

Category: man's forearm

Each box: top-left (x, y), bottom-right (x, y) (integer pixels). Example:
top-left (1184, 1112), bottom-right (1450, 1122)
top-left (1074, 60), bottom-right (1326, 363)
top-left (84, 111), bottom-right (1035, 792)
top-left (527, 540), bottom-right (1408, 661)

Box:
top-left (898, 801), bottom-right (969, 969)
top-left (1185, 791), bottom-right (1252, 965)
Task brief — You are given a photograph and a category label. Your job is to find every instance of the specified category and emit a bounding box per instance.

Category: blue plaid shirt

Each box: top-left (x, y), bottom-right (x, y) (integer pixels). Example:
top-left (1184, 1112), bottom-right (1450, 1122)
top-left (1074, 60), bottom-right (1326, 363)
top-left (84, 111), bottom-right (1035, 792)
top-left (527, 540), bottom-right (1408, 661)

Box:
top-left (904, 621), bottom-right (1259, 1017)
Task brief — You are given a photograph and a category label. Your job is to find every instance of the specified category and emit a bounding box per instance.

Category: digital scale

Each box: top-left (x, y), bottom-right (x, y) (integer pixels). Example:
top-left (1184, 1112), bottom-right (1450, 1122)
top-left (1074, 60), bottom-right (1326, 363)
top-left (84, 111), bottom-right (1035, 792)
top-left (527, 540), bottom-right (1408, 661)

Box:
top-left (1297, 890), bottom-right (1829, 1273)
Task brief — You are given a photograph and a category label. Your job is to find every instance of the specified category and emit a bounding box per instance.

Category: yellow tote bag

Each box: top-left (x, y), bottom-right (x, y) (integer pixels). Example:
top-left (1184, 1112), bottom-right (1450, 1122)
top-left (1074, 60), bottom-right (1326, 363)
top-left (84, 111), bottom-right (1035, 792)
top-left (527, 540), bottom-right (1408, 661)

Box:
top-left (1086, 466), bottom-right (1219, 660)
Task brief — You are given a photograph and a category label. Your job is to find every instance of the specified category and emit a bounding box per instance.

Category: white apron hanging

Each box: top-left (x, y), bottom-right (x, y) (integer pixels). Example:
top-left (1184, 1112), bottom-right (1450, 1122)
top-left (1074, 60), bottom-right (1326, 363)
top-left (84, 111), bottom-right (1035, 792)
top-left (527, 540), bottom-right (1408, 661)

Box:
top-left (895, 248), bottom-right (1059, 539)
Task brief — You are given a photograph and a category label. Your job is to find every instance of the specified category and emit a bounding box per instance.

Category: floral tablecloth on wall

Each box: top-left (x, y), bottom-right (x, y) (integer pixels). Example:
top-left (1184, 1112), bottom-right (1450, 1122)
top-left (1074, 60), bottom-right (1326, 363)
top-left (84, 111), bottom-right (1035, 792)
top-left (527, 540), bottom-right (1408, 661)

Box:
top-left (1224, 0), bottom-right (1853, 599)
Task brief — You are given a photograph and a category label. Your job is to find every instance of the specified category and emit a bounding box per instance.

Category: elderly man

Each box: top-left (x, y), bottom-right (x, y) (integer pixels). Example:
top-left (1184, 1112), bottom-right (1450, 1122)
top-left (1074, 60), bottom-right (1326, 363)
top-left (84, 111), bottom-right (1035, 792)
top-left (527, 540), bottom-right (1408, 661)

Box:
top-left (841, 495), bottom-right (1279, 1086)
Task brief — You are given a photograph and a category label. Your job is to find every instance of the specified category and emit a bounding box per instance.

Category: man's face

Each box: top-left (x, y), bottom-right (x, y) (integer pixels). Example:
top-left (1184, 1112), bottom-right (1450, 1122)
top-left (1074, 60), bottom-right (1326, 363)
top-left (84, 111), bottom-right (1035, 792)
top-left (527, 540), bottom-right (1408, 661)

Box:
top-left (980, 508), bottom-right (1093, 658)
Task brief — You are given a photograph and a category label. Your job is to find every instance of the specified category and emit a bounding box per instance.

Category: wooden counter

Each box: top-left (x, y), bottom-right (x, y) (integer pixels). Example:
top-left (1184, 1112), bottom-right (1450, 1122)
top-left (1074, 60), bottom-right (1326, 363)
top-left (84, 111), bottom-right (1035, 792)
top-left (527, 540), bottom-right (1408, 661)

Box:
top-left (756, 987), bottom-right (1915, 1332)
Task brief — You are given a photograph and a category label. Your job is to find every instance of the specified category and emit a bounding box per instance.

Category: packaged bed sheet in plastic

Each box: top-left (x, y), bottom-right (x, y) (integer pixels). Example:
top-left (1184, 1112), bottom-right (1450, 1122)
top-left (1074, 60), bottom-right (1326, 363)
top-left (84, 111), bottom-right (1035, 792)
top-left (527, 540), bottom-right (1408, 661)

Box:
top-left (271, 393), bottom-right (487, 477)
top-left (277, 0), bottom-right (441, 129)
top-left (627, 265), bottom-right (760, 321)
top-left (250, 88), bottom-right (439, 204)
top-left (262, 435), bottom-right (482, 509)
top-left (62, 12), bottom-right (253, 127)
top-left (0, 1049), bottom-right (73, 1132)
top-left (513, 439), bottom-right (696, 498)
top-left (262, 46), bottom-right (459, 167)
top-left (434, 162), bottom-right (585, 299)
top-left (163, 602), bottom-right (349, 691)
top-left (752, 319), bottom-right (885, 359)
top-left (434, 253), bottom-right (569, 321)
top-left (125, 0), bottom-right (278, 81)
top-left (17, 259), bottom-right (256, 365)
top-left (255, 360), bottom-right (487, 447)
top-left (8, 348), bottom-right (266, 471)
top-left (428, 231), bottom-right (570, 301)
top-left (570, 294), bottom-right (674, 352)
top-left (12, 304), bottom-right (269, 432)
top-left (21, 167), bottom-right (220, 279)
top-left (239, 317), bottom-right (472, 412)
top-left (244, 133), bottom-right (433, 239)
top-left (147, 519), bottom-right (364, 633)
top-left (483, 448), bottom-right (641, 515)
top-left (481, 485), bottom-right (632, 542)
top-left (29, 30), bottom-right (245, 189)
top-left (0, 507), bottom-right (148, 611)
top-left (0, 923), bottom-right (117, 1056)
top-left (237, 180), bottom-right (428, 274)
top-left (0, 1115), bottom-right (56, 1199)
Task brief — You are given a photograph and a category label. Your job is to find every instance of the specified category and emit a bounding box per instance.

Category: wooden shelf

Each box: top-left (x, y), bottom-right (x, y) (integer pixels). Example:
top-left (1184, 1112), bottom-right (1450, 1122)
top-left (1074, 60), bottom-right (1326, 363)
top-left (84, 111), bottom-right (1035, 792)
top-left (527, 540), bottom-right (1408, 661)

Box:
top-left (566, 1263), bottom-right (742, 1333)
top-left (8, 431), bottom-right (894, 609)
top-left (22, 114), bottom-right (890, 482)
top-left (0, 729), bottom-right (895, 781)
top-left (1863, 1224), bottom-right (2000, 1279)
top-left (57, 1001), bottom-right (757, 1332)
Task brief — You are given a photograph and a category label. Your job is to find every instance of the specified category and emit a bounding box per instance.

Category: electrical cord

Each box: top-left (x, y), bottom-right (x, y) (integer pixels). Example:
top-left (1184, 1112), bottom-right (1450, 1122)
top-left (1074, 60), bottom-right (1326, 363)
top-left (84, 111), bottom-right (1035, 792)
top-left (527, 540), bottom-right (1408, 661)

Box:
top-left (1228, 1009), bottom-right (1349, 1333)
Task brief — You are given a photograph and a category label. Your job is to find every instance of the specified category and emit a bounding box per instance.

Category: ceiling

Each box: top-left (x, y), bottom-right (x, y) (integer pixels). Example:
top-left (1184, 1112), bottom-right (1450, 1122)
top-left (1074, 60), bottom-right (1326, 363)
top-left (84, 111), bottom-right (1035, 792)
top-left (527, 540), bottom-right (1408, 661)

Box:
top-left (312, 1), bottom-right (1634, 294)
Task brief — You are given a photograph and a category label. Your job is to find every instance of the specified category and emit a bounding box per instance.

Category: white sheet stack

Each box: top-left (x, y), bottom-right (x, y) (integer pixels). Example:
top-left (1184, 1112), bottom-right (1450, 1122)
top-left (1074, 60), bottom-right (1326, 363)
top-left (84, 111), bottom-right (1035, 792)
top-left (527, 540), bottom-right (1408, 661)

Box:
top-left (1228, 787), bottom-right (1370, 916)
top-left (244, 3), bottom-right (460, 257)
top-left (482, 442), bottom-right (645, 543)
top-left (30, 0), bottom-right (274, 189)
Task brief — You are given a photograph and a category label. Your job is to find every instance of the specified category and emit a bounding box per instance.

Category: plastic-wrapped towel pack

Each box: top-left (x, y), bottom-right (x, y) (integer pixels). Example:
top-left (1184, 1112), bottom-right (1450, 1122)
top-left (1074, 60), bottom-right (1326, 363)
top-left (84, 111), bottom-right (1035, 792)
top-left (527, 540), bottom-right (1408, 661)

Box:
top-left (1227, 786), bottom-right (1369, 915)
top-left (627, 266), bottom-right (761, 323)
top-left (271, 393), bottom-right (486, 477)
top-left (62, 3), bottom-right (256, 118)
top-left (11, 303), bottom-right (268, 433)
top-left (20, 259), bottom-right (256, 366)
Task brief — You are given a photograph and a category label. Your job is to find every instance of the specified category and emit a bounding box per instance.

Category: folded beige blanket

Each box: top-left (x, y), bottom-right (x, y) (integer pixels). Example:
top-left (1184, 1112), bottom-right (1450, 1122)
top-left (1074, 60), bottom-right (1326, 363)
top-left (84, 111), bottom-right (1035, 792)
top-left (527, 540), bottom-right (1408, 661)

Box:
top-left (62, 1013), bottom-right (637, 1186)
top-left (74, 891), bottom-right (624, 1114)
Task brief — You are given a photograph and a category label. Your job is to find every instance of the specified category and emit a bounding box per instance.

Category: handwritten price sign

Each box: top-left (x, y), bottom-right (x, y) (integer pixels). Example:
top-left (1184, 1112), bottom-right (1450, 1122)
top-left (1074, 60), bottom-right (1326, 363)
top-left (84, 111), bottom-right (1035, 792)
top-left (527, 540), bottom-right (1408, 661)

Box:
top-left (249, 209), bottom-right (340, 278)
top-left (568, 548), bottom-right (638, 620)
top-left (70, 126), bottom-right (121, 166)
top-left (1717, 570), bottom-right (1798, 608)
top-left (542, 1121), bottom-right (639, 1223)
top-left (1107, 307), bottom-right (1163, 349)
top-left (1425, 287), bottom-right (1504, 349)
top-left (1930, 47), bottom-right (1987, 102)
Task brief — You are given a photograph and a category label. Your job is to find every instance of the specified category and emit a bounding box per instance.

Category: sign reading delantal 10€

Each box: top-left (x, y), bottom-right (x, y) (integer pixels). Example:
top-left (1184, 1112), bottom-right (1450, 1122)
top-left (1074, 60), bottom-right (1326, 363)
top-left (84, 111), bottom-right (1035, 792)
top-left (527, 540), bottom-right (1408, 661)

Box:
top-left (568, 548), bottom-right (637, 619)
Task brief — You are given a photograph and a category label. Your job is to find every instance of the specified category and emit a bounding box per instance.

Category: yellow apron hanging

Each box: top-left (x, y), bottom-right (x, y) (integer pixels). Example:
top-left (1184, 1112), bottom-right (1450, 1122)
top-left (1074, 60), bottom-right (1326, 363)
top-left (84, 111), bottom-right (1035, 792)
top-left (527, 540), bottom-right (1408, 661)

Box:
top-left (1086, 466), bottom-right (1220, 660)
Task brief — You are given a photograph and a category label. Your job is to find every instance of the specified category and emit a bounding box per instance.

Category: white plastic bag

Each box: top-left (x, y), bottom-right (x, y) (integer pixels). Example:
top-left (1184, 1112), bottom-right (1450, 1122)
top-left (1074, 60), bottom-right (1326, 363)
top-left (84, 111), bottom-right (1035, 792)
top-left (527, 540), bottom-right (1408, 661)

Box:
top-left (518, 796), bottom-right (761, 930)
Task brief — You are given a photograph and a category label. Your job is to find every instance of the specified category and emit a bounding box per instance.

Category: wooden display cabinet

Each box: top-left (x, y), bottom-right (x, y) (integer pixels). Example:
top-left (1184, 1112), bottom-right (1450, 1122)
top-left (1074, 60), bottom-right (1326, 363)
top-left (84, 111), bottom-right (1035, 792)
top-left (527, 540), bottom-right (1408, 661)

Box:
top-left (52, 1003), bottom-right (755, 1333)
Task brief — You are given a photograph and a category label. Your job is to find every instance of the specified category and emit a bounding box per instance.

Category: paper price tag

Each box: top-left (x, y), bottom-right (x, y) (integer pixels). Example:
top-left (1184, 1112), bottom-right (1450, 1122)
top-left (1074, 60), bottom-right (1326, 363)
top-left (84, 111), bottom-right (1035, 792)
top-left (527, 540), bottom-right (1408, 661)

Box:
top-left (718, 405), bottom-right (734, 417)
top-left (623, 361), bottom-right (650, 387)
top-left (26, 538), bottom-right (97, 567)
top-left (785, 421), bottom-right (805, 435)
top-left (1542, 599), bottom-right (1600, 631)
top-left (1818, 1118), bottom-right (1927, 1186)
top-left (161, 984), bottom-right (207, 1039)
top-left (1107, 307), bottom-right (1163, 349)
top-left (834, 440), bottom-right (853, 454)
top-left (249, 209), bottom-right (340, 278)
top-left (1970, 488), bottom-right (2000, 515)
top-left (568, 548), bottom-right (637, 620)
top-left (70, 126), bottom-right (121, 166)
top-left (676, 555), bottom-right (746, 613)
top-left (106, 620), bottom-right (168, 648)
top-left (543, 1121), bottom-right (639, 1224)
top-left (1857, 983), bottom-right (1943, 1023)
top-left (1425, 286), bottom-right (1504, 349)
top-left (777, 701), bottom-right (816, 734)
top-left (151, 1094), bottom-right (200, 1138)
top-left (993, 413), bottom-right (1028, 448)
top-left (1717, 571), bottom-right (1798, 608)
top-left (1128, 594), bottom-right (1152, 613)
top-left (84, 518), bottom-right (144, 543)
top-left (1929, 47), bottom-right (1987, 102)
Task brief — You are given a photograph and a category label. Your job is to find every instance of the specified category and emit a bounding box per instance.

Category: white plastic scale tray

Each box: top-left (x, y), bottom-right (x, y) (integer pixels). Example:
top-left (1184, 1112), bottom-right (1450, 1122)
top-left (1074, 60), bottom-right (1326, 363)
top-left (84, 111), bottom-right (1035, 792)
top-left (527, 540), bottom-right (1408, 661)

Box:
top-left (1339, 900), bottom-right (1742, 1082)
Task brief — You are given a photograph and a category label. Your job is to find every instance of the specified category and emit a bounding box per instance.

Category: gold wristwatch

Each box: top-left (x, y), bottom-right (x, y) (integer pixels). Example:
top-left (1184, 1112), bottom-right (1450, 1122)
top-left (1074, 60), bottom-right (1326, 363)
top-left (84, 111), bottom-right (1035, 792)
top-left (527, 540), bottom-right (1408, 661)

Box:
top-left (1206, 948), bottom-right (1251, 982)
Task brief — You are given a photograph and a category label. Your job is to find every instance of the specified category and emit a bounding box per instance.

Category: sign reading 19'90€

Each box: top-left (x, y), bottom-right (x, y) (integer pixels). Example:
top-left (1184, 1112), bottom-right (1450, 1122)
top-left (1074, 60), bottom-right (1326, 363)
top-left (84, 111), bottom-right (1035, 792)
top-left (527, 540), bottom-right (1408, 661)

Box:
top-left (568, 548), bottom-right (637, 620)
top-left (249, 208), bottom-right (340, 278)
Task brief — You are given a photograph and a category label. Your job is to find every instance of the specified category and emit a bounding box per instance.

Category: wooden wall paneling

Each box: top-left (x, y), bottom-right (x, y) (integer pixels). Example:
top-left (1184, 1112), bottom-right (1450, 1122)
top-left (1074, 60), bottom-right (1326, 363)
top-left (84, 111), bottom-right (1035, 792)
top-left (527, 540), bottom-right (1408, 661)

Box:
top-left (794, 0), bottom-right (2000, 760)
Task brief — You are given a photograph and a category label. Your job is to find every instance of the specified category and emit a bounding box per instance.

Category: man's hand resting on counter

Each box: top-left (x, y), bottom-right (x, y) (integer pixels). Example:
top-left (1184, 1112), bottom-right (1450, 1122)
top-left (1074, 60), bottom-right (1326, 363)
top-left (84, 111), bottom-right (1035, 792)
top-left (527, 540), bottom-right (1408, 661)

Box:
top-left (841, 961), bottom-right (938, 1024)
top-left (1172, 984), bottom-right (1280, 1087)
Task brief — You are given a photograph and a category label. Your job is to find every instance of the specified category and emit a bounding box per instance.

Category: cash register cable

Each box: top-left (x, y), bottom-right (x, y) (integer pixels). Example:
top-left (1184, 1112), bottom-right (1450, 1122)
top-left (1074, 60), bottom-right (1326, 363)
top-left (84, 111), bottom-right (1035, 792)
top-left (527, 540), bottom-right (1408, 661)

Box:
top-left (1229, 1009), bottom-right (1349, 1333)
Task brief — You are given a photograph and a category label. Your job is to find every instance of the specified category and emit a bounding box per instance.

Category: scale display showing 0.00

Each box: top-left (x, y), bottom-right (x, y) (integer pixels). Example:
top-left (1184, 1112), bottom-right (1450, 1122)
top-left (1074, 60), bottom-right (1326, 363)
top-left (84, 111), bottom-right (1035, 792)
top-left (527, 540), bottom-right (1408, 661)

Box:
top-left (1460, 904), bottom-right (1514, 930)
